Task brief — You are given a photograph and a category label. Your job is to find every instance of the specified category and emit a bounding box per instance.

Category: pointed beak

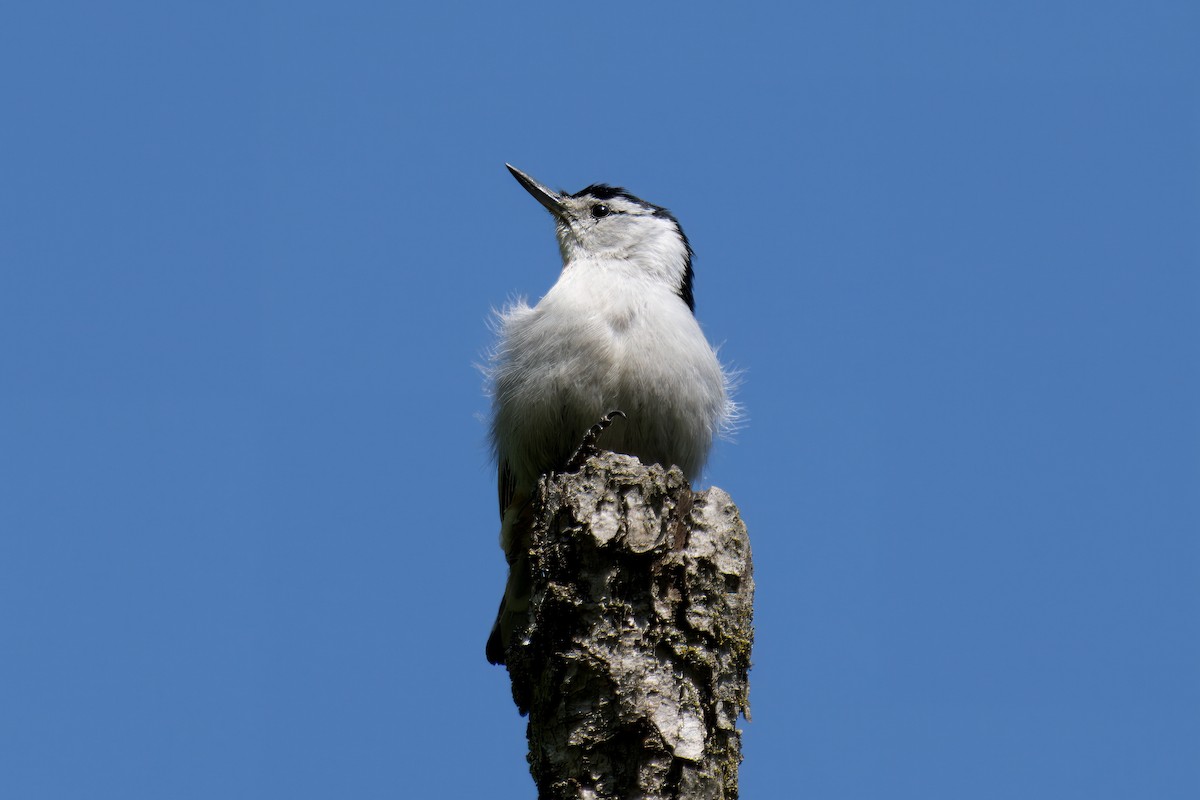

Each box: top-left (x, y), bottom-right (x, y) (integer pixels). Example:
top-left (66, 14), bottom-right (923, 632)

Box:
top-left (506, 164), bottom-right (568, 220)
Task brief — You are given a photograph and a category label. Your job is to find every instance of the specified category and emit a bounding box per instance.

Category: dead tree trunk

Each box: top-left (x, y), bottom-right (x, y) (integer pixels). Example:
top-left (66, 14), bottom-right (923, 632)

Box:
top-left (504, 451), bottom-right (754, 800)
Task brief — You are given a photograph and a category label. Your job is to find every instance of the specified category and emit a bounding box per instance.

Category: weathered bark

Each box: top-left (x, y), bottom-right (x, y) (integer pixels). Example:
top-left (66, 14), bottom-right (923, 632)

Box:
top-left (504, 451), bottom-right (753, 800)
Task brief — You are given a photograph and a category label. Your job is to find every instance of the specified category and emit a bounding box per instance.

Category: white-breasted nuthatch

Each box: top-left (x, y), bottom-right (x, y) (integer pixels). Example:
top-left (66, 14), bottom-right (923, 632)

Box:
top-left (485, 165), bottom-right (736, 665)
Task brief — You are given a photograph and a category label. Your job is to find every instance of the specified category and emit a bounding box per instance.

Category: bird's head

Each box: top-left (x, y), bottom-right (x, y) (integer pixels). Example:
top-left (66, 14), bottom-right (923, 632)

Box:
top-left (506, 164), bottom-right (695, 311)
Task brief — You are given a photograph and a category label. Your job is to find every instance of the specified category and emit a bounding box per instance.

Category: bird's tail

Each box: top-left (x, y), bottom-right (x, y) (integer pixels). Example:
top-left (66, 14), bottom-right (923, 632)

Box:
top-left (485, 493), bottom-right (533, 665)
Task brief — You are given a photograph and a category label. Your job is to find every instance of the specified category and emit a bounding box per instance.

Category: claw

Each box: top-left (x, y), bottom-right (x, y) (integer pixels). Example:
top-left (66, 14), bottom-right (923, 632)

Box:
top-left (566, 410), bottom-right (626, 471)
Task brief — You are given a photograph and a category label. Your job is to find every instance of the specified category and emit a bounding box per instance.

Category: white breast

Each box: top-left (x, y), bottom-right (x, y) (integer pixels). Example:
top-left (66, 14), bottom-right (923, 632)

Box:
top-left (489, 263), bottom-right (730, 489)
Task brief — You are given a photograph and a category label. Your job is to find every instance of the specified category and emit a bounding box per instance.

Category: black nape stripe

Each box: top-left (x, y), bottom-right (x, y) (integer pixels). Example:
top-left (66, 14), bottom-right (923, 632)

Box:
top-left (656, 206), bottom-right (695, 313)
top-left (570, 184), bottom-right (637, 203)
top-left (677, 250), bottom-right (695, 313)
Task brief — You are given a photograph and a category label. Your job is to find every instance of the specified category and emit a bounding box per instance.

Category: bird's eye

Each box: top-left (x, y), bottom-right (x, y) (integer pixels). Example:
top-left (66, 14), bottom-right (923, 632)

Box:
top-left (591, 203), bottom-right (610, 219)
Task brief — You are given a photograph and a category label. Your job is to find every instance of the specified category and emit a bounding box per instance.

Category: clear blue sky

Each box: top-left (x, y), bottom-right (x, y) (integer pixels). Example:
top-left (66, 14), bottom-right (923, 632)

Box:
top-left (2, 2), bottom-right (1197, 798)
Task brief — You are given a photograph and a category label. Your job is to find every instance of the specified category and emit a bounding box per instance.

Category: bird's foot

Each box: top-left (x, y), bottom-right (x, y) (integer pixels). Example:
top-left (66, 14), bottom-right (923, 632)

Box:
top-left (566, 410), bottom-right (626, 471)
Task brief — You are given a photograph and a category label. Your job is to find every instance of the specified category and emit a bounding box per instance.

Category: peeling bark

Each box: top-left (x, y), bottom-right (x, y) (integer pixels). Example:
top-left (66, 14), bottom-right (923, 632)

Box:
top-left (504, 452), bottom-right (753, 800)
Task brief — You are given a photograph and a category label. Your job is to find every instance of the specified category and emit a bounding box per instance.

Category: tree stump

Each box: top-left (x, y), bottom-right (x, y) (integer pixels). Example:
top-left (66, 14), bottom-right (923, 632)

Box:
top-left (504, 451), bottom-right (753, 800)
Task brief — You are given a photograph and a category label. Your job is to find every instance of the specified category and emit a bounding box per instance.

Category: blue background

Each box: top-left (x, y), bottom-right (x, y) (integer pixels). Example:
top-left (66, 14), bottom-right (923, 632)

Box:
top-left (3, 2), bottom-right (1197, 797)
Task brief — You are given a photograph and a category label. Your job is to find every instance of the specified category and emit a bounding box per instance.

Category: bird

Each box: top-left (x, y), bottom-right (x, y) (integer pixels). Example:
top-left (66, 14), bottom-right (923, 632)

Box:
top-left (485, 164), bottom-right (736, 665)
